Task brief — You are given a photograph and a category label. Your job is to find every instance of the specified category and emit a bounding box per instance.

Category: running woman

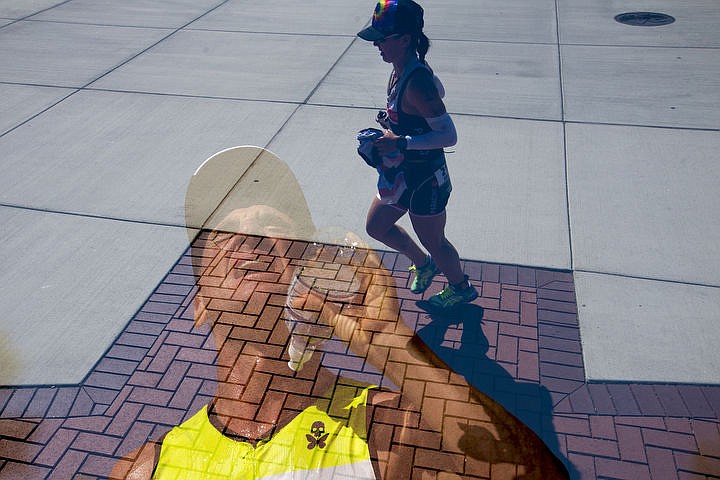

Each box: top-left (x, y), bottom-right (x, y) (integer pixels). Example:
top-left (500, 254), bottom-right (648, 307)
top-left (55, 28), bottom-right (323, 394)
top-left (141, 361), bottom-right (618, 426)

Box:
top-left (358, 0), bottom-right (478, 308)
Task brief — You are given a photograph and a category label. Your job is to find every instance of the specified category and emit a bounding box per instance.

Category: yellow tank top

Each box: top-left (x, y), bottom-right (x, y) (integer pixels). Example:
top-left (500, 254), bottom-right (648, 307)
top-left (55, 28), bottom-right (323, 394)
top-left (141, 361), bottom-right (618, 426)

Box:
top-left (154, 387), bottom-right (377, 479)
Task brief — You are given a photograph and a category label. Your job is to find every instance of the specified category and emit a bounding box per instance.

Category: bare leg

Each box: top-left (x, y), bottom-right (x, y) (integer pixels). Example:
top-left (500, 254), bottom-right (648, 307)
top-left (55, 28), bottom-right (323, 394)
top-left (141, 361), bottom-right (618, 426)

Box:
top-left (366, 197), bottom-right (427, 267)
top-left (410, 211), bottom-right (466, 286)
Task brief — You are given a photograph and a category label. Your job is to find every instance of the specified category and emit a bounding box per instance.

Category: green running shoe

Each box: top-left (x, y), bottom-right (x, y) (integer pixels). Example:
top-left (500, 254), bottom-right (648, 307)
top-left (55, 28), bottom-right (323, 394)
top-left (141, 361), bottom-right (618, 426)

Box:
top-left (428, 278), bottom-right (478, 309)
top-left (409, 257), bottom-right (439, 294)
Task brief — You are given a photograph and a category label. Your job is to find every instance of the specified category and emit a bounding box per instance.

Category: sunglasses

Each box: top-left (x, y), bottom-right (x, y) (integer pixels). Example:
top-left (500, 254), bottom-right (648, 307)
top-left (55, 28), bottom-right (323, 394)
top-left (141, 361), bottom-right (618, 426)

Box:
top-left (375, 33), bottom-right (404, 44)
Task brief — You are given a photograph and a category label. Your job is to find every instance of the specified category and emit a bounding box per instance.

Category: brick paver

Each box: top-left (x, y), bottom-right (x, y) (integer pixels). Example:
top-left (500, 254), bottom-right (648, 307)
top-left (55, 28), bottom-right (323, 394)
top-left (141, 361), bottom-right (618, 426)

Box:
top-left (1, 233), bottom-right (718, 478)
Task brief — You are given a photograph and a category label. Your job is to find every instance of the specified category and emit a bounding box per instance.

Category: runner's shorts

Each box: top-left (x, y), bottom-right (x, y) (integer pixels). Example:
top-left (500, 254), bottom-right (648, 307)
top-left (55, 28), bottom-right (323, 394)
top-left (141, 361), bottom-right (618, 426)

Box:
top-left (397, 164), bottom-right (452, 216)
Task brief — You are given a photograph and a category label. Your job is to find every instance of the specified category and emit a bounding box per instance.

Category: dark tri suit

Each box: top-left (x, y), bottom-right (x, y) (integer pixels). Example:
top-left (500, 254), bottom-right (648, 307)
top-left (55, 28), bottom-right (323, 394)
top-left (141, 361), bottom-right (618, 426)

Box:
top-left (386, 60), bottom-right (452, 216)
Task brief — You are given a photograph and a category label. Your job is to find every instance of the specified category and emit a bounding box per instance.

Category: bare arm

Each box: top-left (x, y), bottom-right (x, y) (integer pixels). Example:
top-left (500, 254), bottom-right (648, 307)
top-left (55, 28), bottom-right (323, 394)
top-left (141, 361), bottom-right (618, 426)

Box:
top-left (374, 69), bottom-right (456, 154)
top-left (318, 260), bottom-right (568, 479)
top-left (109, 441), bottom-right (161, 480)
top-left (403, 68), bottom-right (447, 118)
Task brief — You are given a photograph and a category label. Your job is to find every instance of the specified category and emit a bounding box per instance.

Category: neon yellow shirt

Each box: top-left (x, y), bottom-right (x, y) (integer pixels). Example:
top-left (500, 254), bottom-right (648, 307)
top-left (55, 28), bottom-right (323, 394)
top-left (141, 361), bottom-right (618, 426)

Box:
top-left (154, 387), bottom-right (377, 479)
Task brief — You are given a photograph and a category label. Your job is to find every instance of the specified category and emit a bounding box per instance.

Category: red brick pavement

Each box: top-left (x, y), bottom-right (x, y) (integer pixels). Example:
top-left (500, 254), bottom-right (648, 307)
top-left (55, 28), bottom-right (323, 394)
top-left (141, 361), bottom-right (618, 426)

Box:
top-left (0, 233), bottom-right (718, 479)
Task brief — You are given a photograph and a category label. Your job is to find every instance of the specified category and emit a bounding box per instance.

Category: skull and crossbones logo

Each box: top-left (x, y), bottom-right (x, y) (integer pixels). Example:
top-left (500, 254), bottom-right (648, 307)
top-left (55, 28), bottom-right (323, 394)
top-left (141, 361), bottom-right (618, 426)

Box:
top-left (306, 421), bottom-right (330, 450)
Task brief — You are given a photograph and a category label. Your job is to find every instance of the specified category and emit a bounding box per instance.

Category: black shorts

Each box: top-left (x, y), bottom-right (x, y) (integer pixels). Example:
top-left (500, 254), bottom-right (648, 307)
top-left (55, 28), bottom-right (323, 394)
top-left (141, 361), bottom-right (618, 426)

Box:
top-left (397, 164), bottom-right (452, 215)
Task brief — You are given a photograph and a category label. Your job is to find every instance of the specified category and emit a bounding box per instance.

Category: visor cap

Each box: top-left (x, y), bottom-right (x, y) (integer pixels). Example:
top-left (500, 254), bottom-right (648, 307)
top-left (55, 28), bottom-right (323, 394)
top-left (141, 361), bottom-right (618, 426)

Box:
top-left (357, 0), bottom-right (424, 42)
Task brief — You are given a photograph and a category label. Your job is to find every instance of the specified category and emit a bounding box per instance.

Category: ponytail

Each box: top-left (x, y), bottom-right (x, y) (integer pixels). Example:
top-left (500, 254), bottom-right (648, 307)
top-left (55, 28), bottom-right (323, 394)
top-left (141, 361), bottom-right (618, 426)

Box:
top-left (405, 1), bottom-right (429, 64)
top-left (416, 32), bottom-right (430, 64)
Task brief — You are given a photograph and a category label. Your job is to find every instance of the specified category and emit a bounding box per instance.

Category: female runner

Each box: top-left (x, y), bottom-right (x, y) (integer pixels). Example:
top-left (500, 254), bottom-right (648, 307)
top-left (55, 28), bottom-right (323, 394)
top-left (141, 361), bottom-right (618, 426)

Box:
top-left (358, 0), bottom-right (478, 308)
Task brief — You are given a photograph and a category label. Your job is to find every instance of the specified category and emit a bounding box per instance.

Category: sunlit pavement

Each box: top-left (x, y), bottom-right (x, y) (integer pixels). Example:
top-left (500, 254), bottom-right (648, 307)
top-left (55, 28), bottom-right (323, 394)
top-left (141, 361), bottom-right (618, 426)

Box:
top-left (1, 1), bottom-right (719, 478)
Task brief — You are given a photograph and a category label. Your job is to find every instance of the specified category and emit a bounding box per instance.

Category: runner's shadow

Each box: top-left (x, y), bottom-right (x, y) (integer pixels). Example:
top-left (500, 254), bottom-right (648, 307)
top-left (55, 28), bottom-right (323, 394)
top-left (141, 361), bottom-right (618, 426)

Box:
top-left (415, 301), bottom-right (578, 478)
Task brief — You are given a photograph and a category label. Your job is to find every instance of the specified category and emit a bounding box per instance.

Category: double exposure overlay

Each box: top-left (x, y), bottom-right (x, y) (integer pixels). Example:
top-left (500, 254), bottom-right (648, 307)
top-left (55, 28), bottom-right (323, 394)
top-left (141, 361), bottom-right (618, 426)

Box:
top-left (2, 0), bottom-right (720, 477)
top-left (2, 146), bottom-right (718, 478)
top-left (109, 146), bottom-right (569, 479)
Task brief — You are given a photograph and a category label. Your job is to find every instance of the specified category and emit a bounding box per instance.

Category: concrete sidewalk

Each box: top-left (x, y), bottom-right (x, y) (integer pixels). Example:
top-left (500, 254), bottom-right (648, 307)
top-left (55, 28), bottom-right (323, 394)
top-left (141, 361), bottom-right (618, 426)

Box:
top-left (1, 0), bottom-right (718, 478)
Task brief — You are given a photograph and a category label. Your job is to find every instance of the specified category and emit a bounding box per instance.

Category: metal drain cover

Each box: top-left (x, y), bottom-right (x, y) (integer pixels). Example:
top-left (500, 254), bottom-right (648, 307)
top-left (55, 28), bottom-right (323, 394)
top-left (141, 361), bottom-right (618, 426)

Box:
top-left (615, 12), bottom-right (676, 26)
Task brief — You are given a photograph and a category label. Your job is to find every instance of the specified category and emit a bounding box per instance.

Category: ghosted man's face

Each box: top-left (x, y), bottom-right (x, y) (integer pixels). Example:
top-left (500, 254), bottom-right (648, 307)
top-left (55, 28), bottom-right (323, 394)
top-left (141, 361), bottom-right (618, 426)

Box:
top-left (190, 216), bottom-right (401, 379)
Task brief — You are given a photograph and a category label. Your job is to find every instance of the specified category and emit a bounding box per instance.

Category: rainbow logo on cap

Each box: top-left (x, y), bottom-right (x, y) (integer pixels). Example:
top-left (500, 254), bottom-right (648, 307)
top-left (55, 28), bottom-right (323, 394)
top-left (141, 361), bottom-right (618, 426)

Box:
top-left (372, 0), bottom-right (398, 33)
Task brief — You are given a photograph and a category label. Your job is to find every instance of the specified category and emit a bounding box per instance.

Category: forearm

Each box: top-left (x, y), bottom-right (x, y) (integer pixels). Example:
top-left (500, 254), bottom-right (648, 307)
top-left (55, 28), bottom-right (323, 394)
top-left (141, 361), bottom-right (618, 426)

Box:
top-left (405, 113), bottom-right (457, 150)
top-left (109, 442), bottom-right (160, 479)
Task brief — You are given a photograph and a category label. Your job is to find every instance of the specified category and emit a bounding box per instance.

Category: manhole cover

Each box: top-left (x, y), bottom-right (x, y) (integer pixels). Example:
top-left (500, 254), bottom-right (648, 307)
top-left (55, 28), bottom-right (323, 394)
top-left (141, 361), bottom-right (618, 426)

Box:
top-left (615, 12), bottom-right (676, 26)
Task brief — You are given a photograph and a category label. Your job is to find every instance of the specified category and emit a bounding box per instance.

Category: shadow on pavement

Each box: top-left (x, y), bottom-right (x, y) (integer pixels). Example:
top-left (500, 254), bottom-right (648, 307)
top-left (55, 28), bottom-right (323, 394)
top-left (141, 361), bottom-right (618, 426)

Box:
top-left (416, 301), bottom-right (579, 478)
